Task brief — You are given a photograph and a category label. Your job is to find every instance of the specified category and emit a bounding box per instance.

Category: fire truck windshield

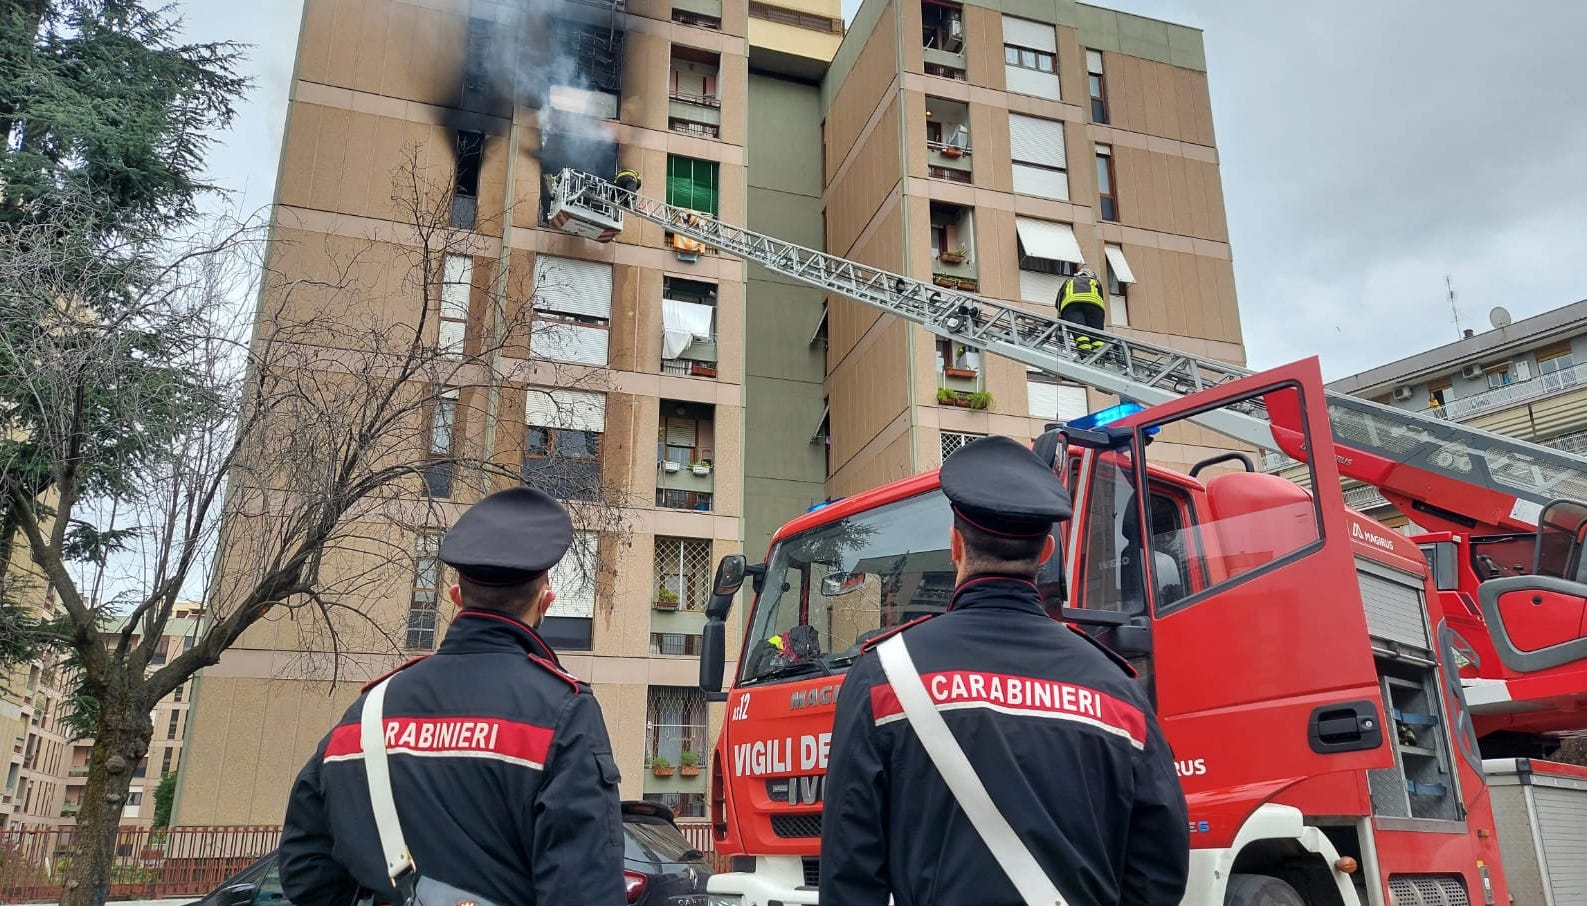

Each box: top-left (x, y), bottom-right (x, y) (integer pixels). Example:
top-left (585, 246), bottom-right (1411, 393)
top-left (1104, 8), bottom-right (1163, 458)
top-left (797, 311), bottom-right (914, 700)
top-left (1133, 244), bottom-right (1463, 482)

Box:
top-left (739, 489), bottom-right (957, 685)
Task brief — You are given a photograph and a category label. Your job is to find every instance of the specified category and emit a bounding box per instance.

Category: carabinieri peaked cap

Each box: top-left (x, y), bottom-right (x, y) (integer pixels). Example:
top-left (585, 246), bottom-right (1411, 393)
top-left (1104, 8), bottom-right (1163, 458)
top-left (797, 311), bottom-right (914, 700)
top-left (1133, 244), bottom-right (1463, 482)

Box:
top-left (939, 435), bottom-right (1074, 538)
top-left (439, 487), bottom-right (575, 586)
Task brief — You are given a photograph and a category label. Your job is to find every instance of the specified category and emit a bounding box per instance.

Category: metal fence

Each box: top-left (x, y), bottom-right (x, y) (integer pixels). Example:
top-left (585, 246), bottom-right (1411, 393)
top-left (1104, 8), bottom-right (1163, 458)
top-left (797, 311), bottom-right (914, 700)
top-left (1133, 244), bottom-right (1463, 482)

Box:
top-left (0, 825), bottom-right (280, 903)
top-left (676, 820), bottom-right (731, 874)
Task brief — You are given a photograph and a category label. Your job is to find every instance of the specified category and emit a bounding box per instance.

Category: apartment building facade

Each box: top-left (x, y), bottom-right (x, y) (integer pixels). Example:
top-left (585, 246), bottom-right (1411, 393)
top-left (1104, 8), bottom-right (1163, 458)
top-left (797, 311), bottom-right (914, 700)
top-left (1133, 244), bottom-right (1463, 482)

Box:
top-left (821, 0), bottom-right (1243, 489)
top-left (176, 0), bottom-right (1238, 825)
top-left (1314, 299), bottom-right (1587, 528)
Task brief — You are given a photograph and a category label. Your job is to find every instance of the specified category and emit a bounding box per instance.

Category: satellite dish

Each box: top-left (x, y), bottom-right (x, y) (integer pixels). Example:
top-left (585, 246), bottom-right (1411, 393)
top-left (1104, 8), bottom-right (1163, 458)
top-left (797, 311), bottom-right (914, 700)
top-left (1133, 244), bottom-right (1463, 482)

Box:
top-left (1490, 306), bottom-right (1513, 329)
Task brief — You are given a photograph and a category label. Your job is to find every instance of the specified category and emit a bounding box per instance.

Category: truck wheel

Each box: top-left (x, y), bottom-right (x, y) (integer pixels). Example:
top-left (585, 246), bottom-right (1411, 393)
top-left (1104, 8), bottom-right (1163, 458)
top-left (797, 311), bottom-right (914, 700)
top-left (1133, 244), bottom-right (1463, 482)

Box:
top-left (1225, 873), bottom-right (1307, 906)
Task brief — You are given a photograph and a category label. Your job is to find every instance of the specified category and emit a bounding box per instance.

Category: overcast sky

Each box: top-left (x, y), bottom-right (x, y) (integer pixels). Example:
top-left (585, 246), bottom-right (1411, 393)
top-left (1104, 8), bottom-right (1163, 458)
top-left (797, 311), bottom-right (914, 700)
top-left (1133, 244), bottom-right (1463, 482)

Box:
top-left (175, 0), bottom-right (1587, 380)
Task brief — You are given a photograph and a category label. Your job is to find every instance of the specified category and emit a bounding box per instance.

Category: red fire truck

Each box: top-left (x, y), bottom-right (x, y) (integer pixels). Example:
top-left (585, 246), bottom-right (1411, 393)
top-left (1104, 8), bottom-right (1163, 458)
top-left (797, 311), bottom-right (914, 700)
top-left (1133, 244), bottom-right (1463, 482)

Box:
top-left (543, 170), bottom-right (1587, 905)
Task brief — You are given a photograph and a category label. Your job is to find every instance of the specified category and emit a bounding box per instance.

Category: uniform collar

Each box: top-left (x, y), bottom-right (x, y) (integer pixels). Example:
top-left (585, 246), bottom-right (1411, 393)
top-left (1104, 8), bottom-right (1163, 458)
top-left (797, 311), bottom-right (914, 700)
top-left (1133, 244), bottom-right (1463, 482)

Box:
top-left (440, 609), bottom-right (563, 666)
top-left (947, 574), bottom-right (1046, 616)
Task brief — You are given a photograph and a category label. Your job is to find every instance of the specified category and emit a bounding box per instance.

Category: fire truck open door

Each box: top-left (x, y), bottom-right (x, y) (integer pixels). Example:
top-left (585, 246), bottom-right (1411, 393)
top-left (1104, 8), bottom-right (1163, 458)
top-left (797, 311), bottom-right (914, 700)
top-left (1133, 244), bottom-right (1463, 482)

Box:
top-left (1064, 358), bottom-right (1395, 847)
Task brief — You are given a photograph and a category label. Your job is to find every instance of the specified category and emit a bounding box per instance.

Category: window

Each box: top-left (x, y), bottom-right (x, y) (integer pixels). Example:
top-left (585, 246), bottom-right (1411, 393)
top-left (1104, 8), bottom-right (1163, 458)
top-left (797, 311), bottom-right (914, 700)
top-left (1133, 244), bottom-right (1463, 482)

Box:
top-left (750, 1), bottom-right (844, 33)
top-left (646, 686), bottom-right (708, 766)
top-left (657, 403), bottom-right (714, 468)
top-left (1537, 343), bottom-right (1579, 392)
top-left (127, 792), bottom-right (143, 807)
top-left (941, 431), bottom-right (985, 460)
top-left (406, 532), bottom-right (444, 650)
top-left (936, 338), bottom-right (980, 375)
top-left (1027, 371), bottom-right (1089, 421)
top-left (650, 632), bottom-right (704, 656)
top-left (1003, 44), bottom-right (1055, 72)
top-left (172, 683), bottom-right (183, 703)
top-left (1002, 16), bottom-right (1059, 99)
top-left (661, 277), bottom-right (718, 372)
top-left (643, 791), bottom-right (707, 818)
top-left (1428, 382), bottom-right (1450, 409)
top-left (166, 711), bottom-right (179, 740)
top-left (160, 748), bottom-right (173, 778)
top-left (463, 18), bottom-right (494, 93)
top-left (1008, 114), bottom-right (1067, 200)
top-left (1096, 145), bottom-right (1118, 222)
top-left (425, 387), bottom-right (458, 499)
top-left (532, 255), bottom-right (612, 366)
top-left (655, 538), bottom-right (713, 611)
top-left (551, 19), bottom-right (624, 103)
top-left (439, 254), bottom-right (472, 355)
top-left (151, 639), bottom-right (168, 666)
top-left (524, 389), bottom-right (606, 501)
top-left (669, 47), bottom-right (720, 104)
top-left (1015, 217), bottom-right (1084, 305)
top-left (542, 531), bottom-right (598, 651)
top-left (1087, 49), bottom-right (1108, 123)
top-left (1486, 367), bottom-right (1511, 390)
top-left (451, 131), bottom-right (483, 229)
top-left (1105, 243), bottom-right (1135, 327)
top-left (666, 156), bottom-right (720, 215)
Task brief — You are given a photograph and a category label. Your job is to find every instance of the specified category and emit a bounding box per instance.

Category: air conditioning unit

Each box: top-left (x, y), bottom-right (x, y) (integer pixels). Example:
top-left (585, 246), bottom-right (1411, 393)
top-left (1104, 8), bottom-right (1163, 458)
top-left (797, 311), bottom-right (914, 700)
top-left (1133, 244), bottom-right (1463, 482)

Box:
top-left (1461, 363), bottom-right (1485, 380)
top-left (1393, 386), bottom-right (1415, 402)
top-left (945, 16), bottom-right (965, 51)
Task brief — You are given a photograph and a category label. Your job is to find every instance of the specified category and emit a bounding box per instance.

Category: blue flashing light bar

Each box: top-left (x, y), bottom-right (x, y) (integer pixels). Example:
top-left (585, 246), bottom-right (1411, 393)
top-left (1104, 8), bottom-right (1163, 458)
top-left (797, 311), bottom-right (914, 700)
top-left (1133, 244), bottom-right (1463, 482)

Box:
top-left (1064, 402), bottom-right (1160, 435)
top-left (806, 497), bottom-right (848, 513)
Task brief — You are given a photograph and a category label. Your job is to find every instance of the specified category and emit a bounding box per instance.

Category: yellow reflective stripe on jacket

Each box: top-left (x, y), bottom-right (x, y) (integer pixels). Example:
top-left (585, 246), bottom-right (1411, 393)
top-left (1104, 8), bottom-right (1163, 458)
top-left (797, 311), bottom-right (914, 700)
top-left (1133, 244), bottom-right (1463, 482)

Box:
top-left (1058, 275), bottom-right (1104, 310)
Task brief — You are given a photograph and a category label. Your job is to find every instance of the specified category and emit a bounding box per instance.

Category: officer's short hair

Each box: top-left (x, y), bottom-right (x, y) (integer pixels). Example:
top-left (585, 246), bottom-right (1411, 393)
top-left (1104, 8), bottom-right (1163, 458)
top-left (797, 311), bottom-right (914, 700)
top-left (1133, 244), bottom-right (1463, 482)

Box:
top-left (954, 515), bottom-right (1049, 575)
top-left (457, 571), bottom-right (549, 614)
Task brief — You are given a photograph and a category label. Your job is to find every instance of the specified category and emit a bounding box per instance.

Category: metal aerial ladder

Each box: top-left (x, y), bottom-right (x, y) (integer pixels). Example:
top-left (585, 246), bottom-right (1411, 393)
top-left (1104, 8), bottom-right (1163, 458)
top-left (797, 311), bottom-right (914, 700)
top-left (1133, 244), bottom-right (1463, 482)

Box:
top-left (546, 169), bottom-right (1587, 532)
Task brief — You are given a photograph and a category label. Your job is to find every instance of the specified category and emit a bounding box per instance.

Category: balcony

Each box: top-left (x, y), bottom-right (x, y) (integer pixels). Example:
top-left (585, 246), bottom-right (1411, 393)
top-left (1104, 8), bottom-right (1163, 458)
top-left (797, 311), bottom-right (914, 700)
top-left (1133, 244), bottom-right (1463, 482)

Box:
top-left (669, 48), bottom-right (721, 139)
top-left (925, 98), bottom-right (971, 182)
top-left (1430, 360), bottom-right (1587, 422)
top-left (921, 0), bottom-right (966, 79)
top-left (657, 401), bottom-right (715, 511)
top-left (661, 278), bottom-right (718, 377)
top-left (929, 201), bottom-right (977, 291)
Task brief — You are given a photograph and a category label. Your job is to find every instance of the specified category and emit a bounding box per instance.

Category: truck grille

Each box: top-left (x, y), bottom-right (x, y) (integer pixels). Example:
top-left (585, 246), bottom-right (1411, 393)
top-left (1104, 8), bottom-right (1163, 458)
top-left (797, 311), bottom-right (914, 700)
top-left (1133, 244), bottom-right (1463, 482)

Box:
top-left (1387, 876), bottom-right (1470, 906)
top-left (802, 857), bottom-right (820, 887)
top-left (771, 814), bottom-right (823, 838)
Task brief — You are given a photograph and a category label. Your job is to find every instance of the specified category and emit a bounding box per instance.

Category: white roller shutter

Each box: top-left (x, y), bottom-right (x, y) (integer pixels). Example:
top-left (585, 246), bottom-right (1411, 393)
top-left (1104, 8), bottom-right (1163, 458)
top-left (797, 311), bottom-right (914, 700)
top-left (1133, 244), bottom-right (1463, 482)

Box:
top-left (665, 417), bottom-right (698, 447)
top-left (1015, 217), bottom-right (1085, 264)
top-left (532, 322), bottom-right (609, 365)
top-left (1105, 244), bottom-right (1136, 284)
top-left (1086, 49), bottom-right (1103, 74)
top-left (438, 320), bottom-right (466, 356)
top-left (533, 254), bottom-right (613, 320)
top-left (1002, 16), bottom-right (1055, 51)
top-left (1006, 67), bottom-right (1060, 101)
top-left (1008, 115), bottom-right (1065, 169)
top-left (547, 530), bottom-right (597, 618)
top-left (441, 254), bottom-right (472, 319)
top-left (1055, 384), bottom-right (1089, 420)
top-left (1027, 378), bottom-right (1089, 421)
top-left (1019, 269), bottom-right (1067, 306)
top-left (1013, 164), bottom-right (1069, 201)
top-left (526, 388), bottom-right (606, 432)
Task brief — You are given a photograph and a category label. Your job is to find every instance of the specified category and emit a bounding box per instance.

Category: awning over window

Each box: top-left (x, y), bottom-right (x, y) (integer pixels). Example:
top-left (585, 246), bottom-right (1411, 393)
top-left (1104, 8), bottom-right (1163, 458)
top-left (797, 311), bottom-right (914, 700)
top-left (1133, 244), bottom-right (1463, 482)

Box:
top-left (1015, 217), bottom-right (1084, 264)
top-left (1104, 244), bottom-right (1136, 284)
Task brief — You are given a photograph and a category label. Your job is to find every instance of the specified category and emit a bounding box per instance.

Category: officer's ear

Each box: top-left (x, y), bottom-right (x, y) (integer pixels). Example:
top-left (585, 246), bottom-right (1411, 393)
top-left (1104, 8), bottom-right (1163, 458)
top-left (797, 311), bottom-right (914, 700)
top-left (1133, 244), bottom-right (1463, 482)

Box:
top-left (1040, 534), bottom-right (1056, 564)
top-left (447, 584), bottom-right (462, 608)
top-left (949, 526), bottom-right (965, 567)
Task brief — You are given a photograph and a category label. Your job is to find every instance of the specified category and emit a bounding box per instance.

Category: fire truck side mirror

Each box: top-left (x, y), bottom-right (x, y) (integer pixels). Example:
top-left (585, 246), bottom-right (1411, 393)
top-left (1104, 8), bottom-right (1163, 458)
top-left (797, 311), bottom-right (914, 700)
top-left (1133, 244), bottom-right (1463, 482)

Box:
top-left (709, 555), bottom-right (748, 617)
top-left (700, 620), bottom-right (728, 702)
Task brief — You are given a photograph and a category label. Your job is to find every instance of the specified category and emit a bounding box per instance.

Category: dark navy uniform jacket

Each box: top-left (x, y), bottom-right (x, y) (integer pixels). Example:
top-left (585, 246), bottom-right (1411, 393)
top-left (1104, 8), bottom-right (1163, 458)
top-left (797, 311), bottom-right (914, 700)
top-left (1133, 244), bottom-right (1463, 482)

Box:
top-left (280, 609), bottom-right (625, 906)
top-left (819, 576), bottom-right (1189, 906)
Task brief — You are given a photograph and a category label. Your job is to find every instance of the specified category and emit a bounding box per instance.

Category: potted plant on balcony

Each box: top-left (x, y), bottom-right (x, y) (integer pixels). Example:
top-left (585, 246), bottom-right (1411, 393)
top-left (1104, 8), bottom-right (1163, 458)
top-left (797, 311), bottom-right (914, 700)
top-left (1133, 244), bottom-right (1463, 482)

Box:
top-left (955, 277), bottom-right (978, 291)
top-left (662, 459), bottom-right (682, 473)
top-left (679, 751), bottom-right (701, 778)
top-left (690, 362), bottom-right (718, 378)
top-left (690, 460), bottom-right (713, 476)
top-left (938, 246), bottom-right (967, 265)
top-left (939, 144), bottom-right (964, 160)
top-left (650, 755), bottom-right (675, 778)
top-left (968, 390), bottom-right (992, 411)
top-left (654, 587), bottom-right (680, 611)
top-left (936, 387), bottom-right (956, 405)
top-left (934, 274), bottom-right (957, 287)
top-left (943, 363), bottom-right (978, 380)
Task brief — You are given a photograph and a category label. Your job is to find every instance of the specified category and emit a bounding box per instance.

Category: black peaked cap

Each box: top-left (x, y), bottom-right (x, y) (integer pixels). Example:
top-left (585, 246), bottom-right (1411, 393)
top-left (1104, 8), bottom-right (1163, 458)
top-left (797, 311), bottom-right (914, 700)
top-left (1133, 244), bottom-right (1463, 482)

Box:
top-left (940, 435), bottom-right (1073, 538)
top-left (439, 487), bottom-right (574, 585)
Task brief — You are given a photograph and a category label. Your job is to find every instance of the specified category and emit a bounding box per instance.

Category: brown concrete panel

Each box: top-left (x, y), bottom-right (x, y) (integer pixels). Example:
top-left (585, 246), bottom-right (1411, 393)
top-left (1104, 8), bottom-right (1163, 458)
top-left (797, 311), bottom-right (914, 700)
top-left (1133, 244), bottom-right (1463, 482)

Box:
top-left (1201, 159), bottom-right (1230, 243)
top-left (714, 277), bottom-right (745, 385)
top-left (829, 318), bottom-right (910, 469)
top-left (964, 5), bottom-right (1005, 90)
top-left (826, 95), bottom-right (903, 256)
top-left (723, 0), bottom-right (750, 39)
top-left (1166, 154), bottom-right (1193, 236)
top-left (352, 0), bottom-right (391, 96)
top-left (1057, 27), bottom-right (1085, 114)
top-left (904, 90), bottom-right (928, 179)
top-left (297, 0), bottom-right (337, 86)
top-left (969, 102), bottom-right (1013, 193)
top-left (825, 1), bottom-right (898, 184)
top-left (830, 425), bottom-right (915, 499)
top-left (974, 206), bottom-right (1018, 303)
top-left (324, 0), bottom-right (362, 89)
top-left (624, 31), bottom-right (670, 132)
top-left (307, 107), bottom-right (352, 214)
top-left (278, 104), bottom-right (321, 211)
top-left (719, 52), bottom-right (750, 147)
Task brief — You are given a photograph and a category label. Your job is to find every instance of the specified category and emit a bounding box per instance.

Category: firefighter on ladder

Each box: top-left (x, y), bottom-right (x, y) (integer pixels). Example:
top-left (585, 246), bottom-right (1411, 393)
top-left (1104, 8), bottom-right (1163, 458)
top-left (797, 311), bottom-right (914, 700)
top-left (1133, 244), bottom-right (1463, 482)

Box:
top-left (1057, 265), bottom-right (1107, 354)
top-left (614, 167), bottom-right (641, 192)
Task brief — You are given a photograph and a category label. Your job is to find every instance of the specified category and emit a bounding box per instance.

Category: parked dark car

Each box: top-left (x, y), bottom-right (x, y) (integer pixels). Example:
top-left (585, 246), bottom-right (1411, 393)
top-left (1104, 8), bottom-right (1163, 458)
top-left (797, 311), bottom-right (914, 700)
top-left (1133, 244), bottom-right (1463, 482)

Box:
top-left (187, 800), bottom-right (712, 906)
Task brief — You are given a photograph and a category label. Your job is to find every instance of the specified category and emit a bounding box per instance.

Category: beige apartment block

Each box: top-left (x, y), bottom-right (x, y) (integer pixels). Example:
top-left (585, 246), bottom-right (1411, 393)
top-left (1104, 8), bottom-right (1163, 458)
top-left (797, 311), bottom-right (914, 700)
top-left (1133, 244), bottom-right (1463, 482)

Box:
top-left (822, 0), bottom-right (1245, 488)
top-left (177, 0), bottom-right (1240, 827)
top-left (0, 515), bottom-right (72, 830)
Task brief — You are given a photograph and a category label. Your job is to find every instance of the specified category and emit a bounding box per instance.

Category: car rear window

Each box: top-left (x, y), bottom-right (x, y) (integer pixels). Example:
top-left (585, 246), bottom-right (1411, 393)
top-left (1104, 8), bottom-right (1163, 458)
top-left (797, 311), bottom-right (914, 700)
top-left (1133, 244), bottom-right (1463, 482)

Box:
top-left (623, 815), bottom-right (699, 863)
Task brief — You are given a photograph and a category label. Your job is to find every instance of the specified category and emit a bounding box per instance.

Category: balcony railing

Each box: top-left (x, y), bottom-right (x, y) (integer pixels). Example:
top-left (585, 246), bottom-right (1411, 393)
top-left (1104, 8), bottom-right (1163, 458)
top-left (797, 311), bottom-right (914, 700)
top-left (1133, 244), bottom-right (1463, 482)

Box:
top-left (669, 89), bottom-right (720, 108)
top-left (1431, 361), bottom-right (1587, 422)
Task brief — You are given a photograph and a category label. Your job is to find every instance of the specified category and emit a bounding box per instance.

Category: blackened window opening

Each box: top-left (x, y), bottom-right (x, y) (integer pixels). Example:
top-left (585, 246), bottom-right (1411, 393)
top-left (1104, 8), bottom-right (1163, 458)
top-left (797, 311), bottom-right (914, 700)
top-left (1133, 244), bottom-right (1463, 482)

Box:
top-left (464, 18), bottom-right (494, 95)
top-left (554, 21), bottom-right (625, 96)
top-left (452, 131), bottom-right (483, 229)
